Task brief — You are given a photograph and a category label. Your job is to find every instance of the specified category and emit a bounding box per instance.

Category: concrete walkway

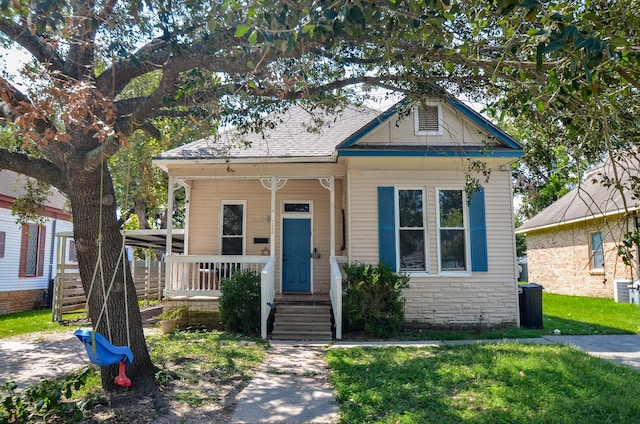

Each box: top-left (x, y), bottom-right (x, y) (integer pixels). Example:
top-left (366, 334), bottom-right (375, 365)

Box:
top-left (231, 342), bottom-right (338, 424)
top-left (0, 331), bottom-right (89, 388)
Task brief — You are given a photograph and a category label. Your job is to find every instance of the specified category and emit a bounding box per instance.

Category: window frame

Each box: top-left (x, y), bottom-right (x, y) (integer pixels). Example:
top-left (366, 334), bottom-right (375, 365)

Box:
top-left (414, 103), bottom-right (443, 136)
top-left (219, 200), bottom-right (246, 256)
top-left (436, 188), bottom-right (470, 274)
top-left (589, 231), bottom-right (605, 271)
top-left (395, 187), bottom-right (428, 273)
top-left (68, 239), bottom-right (78, 262)
top-left (19, 223), bottom-right (46, 278)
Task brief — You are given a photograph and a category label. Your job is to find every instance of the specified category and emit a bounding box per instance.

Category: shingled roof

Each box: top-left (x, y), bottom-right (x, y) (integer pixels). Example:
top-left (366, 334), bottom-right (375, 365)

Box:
top-left (516, 156), bottom-right (640, 234)
top-left (156, 103), bottom-right (381, 162)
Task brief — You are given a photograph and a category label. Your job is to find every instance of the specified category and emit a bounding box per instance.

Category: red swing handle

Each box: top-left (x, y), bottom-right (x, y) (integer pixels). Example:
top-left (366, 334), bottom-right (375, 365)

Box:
top-left (114, 360), bottom-right (131, 387)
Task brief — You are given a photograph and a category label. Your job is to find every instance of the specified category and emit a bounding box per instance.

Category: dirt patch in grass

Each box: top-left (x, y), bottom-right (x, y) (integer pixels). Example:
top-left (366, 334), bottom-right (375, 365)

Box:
top-left (77, 372), bottom-right (249, 423)
top-left (73, 332), bottom-right (267, 423)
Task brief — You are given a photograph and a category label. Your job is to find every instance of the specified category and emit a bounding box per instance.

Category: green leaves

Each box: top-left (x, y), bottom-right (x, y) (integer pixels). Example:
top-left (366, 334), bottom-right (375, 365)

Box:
top-left (234, 24), bottom-right (251, 38)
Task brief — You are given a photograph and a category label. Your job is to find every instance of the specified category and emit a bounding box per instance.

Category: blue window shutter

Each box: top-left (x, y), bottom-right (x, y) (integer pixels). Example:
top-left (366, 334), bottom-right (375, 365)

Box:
top-left (378, 187), bottom-right (396, 271)
top-left (469, 188), bottom-right (488, 272)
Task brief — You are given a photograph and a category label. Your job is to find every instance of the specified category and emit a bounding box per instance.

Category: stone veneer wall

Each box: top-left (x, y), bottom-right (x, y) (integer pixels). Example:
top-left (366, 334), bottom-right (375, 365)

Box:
top-left (163, 297), bottom-right (223, 330)
top-left (0, 289), bottom-right (47, 315)
top-left (526, 218), bottom-right (633, 298)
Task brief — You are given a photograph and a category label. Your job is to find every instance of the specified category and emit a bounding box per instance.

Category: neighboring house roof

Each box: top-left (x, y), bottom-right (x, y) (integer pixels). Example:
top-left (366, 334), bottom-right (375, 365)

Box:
top-left (154, 98), bottom-right (522, 166)
top-left (0, 169), bottom-right (68, 211)
top-left (516, 157), bottom-right (640, 234)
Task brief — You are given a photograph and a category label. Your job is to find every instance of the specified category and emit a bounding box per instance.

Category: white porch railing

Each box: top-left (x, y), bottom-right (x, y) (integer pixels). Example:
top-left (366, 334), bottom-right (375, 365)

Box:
top-left (164, 255), bottom-right (270, 297)
top-left (260, 256), bottom-right (276, 339)
top-left (330, 256), bottom-right (347, 340)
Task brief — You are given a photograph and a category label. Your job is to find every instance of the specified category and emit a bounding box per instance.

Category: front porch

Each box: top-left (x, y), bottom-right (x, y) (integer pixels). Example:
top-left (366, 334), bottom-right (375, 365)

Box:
top-left (162, 255), bottom-right (345, 339)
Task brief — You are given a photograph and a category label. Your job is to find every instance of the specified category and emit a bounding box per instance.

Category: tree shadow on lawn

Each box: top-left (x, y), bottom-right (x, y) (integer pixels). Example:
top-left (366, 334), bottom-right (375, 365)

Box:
top-left (543, 315), bottom-right (637, 335)
top-left (328, 343), bottom-right (640, 424)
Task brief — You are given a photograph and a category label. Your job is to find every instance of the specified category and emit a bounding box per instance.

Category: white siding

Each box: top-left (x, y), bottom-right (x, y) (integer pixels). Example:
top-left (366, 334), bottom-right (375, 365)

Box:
top-left (346, 159), bottom-right (519, 326)
top-left (0, 207), bottom-right (73, 292)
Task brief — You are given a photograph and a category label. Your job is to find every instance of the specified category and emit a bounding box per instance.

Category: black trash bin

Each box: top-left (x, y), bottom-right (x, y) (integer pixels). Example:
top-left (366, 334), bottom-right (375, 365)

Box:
top-left (519, 283), bottom-right (543, 329)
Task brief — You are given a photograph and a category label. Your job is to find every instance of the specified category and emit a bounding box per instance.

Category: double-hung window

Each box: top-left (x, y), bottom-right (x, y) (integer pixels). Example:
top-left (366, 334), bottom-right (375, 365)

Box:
top-left (397, 189), bottom-right (427, 272)
top-left (437, 189), bottom-right (468, 272)
top-left (590, 231), bottom-right (604, 270)
top-left (221, 201), bottom-right (245, 255)
top-left (378, 186), bottom-right (487, 274)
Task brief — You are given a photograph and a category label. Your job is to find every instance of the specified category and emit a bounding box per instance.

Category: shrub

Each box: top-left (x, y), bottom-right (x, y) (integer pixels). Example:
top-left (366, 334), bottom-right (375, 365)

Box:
top-left (343, 262), bottom-right (410, 338)
top-left (219, 269), bottom-right (261, 334)
top-left (0, 367), bottom-right (94, 424)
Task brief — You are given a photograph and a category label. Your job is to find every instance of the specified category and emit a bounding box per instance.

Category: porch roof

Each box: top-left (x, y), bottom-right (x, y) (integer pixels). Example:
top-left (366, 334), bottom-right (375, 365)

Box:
top-left (56, 229), bottom-right (185, 253)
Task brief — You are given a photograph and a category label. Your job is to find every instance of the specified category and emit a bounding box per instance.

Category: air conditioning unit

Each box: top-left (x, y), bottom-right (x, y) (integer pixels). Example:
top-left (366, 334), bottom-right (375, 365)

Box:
top-left (614, 279), bottom-right (632, 303)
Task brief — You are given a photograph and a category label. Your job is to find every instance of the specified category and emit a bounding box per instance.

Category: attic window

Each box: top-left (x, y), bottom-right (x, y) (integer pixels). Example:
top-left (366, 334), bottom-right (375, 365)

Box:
top-left (414, 105), bottom-right (442, 135)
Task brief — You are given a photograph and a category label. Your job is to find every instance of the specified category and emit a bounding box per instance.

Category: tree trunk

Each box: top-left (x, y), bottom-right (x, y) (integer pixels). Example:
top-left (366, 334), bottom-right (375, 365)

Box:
top-left (69, 163), bottom-right (156, 392)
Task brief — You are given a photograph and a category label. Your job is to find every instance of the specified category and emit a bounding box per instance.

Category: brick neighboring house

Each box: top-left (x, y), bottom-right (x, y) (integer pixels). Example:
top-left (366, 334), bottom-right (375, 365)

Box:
top-left (0, 170), bottom-right (73, 315)
top-left (516, 159), bottom-right (639, 299)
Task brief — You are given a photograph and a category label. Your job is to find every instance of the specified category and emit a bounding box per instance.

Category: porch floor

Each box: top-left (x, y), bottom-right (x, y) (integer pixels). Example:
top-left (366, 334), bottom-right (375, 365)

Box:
top-left (275, 293), bottom-right (330, 304)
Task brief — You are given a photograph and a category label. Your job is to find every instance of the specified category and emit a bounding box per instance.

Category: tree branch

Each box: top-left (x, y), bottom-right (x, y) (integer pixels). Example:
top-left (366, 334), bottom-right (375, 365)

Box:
top-left (0, 149), bottom-right (69, 193)
top-left (94, 37), bottom-right (173, 97)
top-left (0, 16), bottom-right (65, 73)
top-left (0, 77), bottom-right (53, 134)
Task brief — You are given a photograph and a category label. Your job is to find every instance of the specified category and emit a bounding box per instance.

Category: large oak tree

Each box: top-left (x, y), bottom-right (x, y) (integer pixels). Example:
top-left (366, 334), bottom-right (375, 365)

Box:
top-left (0, 0), bottom-right (638, 394)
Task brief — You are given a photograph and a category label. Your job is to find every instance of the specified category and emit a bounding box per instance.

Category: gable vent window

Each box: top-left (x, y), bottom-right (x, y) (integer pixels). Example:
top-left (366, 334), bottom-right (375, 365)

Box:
top-left (414, 105), bottom-right (442, 135)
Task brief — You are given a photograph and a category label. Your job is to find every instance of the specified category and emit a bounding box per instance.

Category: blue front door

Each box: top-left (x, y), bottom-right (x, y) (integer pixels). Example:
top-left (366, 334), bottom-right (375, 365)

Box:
top-left (282, 218), bottom-right (311, 292)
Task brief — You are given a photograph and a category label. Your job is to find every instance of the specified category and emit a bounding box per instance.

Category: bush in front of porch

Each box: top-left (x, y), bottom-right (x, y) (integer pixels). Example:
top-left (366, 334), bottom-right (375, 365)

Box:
top-left (219, 270), bottom-right (261, 335)
top-left (343, 262), bottom-right (409, 338)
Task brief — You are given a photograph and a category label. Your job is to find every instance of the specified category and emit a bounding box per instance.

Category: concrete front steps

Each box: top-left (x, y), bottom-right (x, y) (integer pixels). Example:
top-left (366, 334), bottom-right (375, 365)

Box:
top-left (271, 303), bottom-right (333, 341)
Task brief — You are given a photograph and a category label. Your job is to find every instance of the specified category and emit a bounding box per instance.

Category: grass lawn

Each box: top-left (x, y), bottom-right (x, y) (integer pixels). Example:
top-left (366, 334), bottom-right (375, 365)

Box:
top-left (328, 344), bottom-right (640, 423)
top-left (398, 292), bottom-right (640, 340)
top-left (543, 292), bottom-right (640, 334)
top-left (0, 309), bottom-right (65, 339)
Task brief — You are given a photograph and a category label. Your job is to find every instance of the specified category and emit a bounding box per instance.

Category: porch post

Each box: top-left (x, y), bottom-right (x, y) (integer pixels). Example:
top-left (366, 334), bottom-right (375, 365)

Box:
top-left (329, 177), bottom-right (335, 257)
top-left (164, 176), bottom-right (175, 295)
top-left (319, 177), bottom-right (336, 257)
top-left (165, 176), bottom-right (175, 255)
top-left (270, 176), bottom-right (276, 257)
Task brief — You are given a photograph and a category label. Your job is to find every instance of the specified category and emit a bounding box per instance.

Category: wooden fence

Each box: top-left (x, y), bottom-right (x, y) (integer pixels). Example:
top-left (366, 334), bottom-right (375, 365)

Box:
top-left (52, 259), bottom-right (165, 321)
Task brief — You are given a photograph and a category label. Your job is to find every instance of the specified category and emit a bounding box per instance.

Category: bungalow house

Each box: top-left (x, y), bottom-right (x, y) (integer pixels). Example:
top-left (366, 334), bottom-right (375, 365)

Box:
top-left (516, 157), bottom-right (640, 300)
top-left (0, 169), bottom-right (73, 315)
top-left (153, 98), bottom-right (523, 339)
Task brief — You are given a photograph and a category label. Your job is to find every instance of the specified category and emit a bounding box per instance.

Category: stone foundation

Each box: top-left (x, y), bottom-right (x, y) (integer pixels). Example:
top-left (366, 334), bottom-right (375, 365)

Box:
top-left (163, 296), bottom-right (223, 330)
top-left (0, 289), bottom-right (47, 315)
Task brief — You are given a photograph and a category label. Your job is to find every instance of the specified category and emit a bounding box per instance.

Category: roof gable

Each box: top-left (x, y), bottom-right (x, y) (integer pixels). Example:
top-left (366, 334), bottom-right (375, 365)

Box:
top-left (337, 98), bottom-right (522, 157)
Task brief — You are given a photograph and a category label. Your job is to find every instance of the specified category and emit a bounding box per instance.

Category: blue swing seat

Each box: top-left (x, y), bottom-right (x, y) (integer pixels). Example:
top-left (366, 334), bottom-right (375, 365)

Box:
top-left (74, 329), bottom-right (134, 367)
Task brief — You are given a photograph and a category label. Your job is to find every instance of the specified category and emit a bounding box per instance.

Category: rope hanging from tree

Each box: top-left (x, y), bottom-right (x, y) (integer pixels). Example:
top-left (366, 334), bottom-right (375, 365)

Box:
top-left (74, 153), bottom-right (134, 388)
